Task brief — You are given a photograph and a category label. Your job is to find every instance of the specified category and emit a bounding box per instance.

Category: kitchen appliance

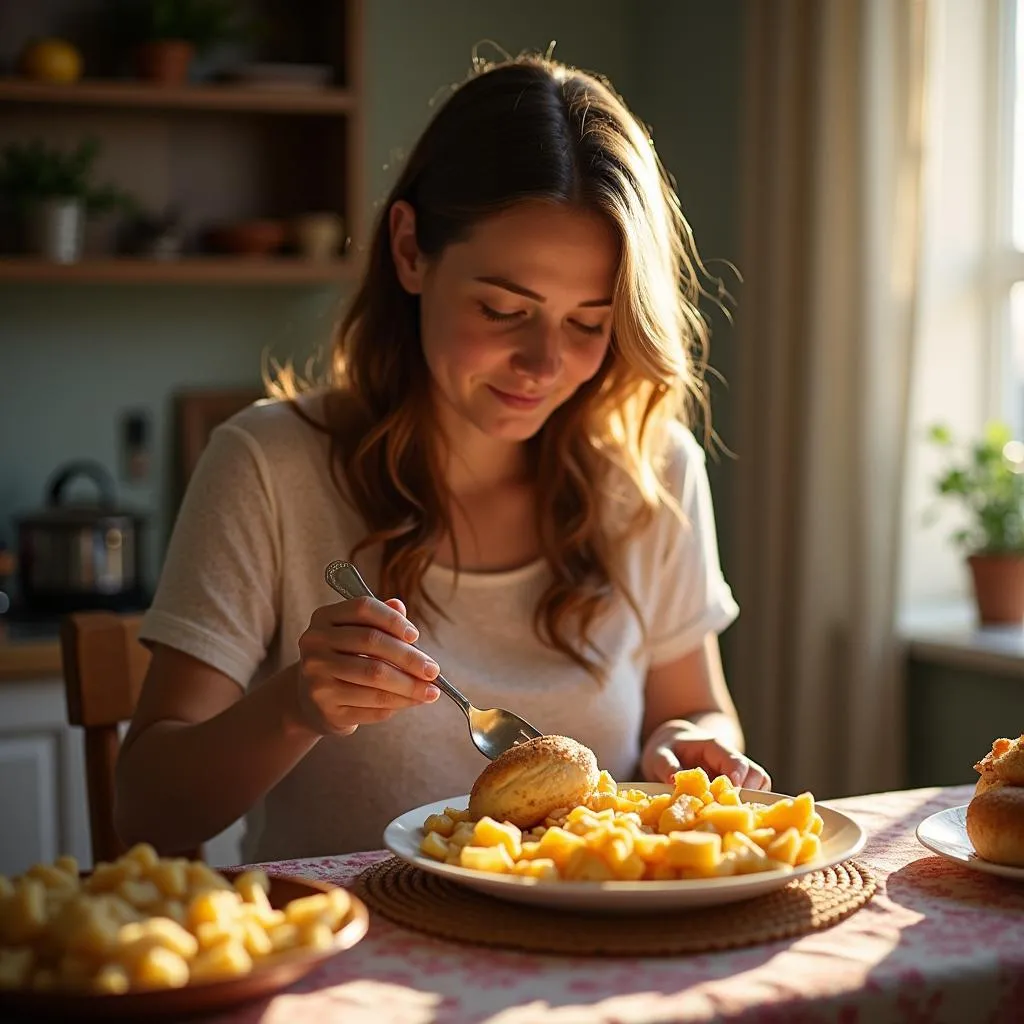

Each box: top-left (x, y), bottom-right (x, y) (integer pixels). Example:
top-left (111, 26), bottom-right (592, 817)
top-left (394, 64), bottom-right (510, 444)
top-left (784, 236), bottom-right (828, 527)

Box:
top-left (15, 460), bottom-right (148, 615)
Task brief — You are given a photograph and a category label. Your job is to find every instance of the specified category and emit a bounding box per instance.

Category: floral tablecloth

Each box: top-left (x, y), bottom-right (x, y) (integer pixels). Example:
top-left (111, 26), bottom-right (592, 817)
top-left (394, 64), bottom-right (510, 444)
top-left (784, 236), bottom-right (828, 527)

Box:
top-left (214, 785), bottom-right (1023, 1024)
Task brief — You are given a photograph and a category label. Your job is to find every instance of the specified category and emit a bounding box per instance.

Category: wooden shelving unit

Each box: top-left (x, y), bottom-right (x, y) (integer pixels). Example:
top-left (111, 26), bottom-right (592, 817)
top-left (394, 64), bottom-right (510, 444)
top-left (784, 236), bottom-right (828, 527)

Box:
top-left (0, 78), bottom-right (357, 116)
top-left (0, 0), bottom-right (364, 285)
top-left (0, 256), bottom-right (358, 285)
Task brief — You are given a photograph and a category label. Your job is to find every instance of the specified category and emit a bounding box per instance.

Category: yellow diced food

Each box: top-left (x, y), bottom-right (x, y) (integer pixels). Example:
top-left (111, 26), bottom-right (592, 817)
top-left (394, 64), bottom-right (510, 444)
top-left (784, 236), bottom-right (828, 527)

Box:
top-left (471, 816), bottom-right (523, 858)
top-left (518, 840), bottom-right (542, 860)
top-left (25, 863), bottom-right (77, 891)
top-left (92, 963), bottom-right (130, 994)
top-left (759, 793), bottom-right (814, 833)
top-left (562, 848), bottom-right (615, 882)
top-left (54, 855), bottom-right (79, 878)
top-left (232, 870), bottom-right (269, 903)
top-left (809, 812), bottom-right (825, 836)
top-left (658, 796), bottom-right (700, 834)
top-left (459, 845), bottom-right (514, 874)
top-left (132, 945), bottom-right (189, 989)
top-left (638, 793), bottom-right (673, 828)
top-left (0, 878), bottom-right (47, 944)
top-left (189, 939), bottom-right (252, 982)
top-left (746, 828), bottom-right (778, 850)
top-left (423, 813), bottom-right (455, 838)
top-left (299, 921), bottom-right (334, 951)
top-left (149, 860), bottom-right (189, 899)
top-left (795, 832), bottom-right (822, 865)
top-left (709, 774), bottom-right (736, 800)
top-left (420, 831), bottom-right (450, 861)
top-left (117, 878), bottom-right (163, 911)
top-left (85, 859), bottom-right (140, 893)
top-left (699, 804), bottom-right (755, 835)
top-left (672, 767), bottom-right (711, 798)
top-left (444, 806), bottom-right (472, 824)
top-left (0, 947), bottom-right (35, 989)
top-left (267, 922), bottom-right (299, 952)
top-left (536, 827), bottom-right (587, 869)
top-left (633, 832), bottom-right (671, 864)
top-left (187, 888), bottom-right (242, 930)
top-left (118, 916), bottom-right (199, 960)
top-left (283, 891), bottom-right (345, 930)
top-left (237, 923), bottom-right (271, 957)
top-left (596, 769), bottom-right (617, 794)
top-left (511, 858), bottom-right (560, 881)
top-left (765, 827), bottom-right (802, 866)
top-left (124, 843), bottom-right (160, 872)
top-left (665, 831), bottom-right (722, 872)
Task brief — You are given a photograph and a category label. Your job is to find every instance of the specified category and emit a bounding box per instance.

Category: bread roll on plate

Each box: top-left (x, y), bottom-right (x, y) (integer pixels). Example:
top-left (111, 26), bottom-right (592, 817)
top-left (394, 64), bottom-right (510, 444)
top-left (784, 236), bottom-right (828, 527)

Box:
top-left (966, 734), bottom-right (1024, 867)
top-left (469, 735), bottom-right (599, 828)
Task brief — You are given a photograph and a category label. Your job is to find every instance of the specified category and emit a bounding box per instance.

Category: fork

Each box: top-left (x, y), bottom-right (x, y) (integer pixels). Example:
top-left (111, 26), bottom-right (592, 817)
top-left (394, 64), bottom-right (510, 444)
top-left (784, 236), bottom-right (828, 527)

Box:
top-left (324, 560), bottom-right (544, 760)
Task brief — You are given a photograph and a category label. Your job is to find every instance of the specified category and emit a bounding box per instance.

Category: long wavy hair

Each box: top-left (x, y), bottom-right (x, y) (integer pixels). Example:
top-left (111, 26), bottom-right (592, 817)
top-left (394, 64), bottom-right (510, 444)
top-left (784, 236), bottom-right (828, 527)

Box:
top-left (279, 54), bottom-right (724, 676)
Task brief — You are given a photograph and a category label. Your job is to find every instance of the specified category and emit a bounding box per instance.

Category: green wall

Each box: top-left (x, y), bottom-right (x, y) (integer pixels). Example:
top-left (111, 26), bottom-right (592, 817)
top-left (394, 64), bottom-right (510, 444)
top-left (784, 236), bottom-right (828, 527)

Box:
top-left (0, 1), bottom-right (744, 595)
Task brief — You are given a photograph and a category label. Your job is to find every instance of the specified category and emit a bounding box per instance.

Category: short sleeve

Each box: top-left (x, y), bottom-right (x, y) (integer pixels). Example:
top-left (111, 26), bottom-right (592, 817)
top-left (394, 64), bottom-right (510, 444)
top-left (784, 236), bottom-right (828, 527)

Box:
top-left (643, 425), bottom-right (739, 666)
top-left (138, 423), bottom-right (280, 687)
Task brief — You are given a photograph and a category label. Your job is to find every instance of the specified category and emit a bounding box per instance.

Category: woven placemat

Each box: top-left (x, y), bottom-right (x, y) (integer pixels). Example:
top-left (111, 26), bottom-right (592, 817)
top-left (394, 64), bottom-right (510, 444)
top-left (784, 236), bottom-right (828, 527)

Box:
top-left (354, 857), bottom-right (875, 957)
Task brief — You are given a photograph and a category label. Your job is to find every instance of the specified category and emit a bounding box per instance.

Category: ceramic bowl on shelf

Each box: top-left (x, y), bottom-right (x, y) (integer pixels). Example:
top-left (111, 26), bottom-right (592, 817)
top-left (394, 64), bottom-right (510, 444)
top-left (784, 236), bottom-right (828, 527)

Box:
top-left (207, 220), bottom-right (287, 257)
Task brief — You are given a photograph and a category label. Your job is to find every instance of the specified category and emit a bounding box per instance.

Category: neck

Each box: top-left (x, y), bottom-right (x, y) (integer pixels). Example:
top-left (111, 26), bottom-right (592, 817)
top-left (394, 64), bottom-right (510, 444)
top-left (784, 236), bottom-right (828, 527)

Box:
top-left (434, 405), bottom-right (529, 497)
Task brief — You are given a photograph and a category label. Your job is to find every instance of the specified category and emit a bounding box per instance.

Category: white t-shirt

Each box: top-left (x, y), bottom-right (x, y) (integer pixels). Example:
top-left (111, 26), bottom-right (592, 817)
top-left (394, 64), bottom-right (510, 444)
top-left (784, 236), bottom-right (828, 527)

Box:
top-left (139, 394), bottom-right (738, 861)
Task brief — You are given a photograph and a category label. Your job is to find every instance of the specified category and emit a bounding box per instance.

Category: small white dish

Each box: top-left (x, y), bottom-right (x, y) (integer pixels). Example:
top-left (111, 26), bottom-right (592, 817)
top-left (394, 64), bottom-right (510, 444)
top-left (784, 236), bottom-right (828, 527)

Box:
top-left (383, 783), bottom-right (867, 912)
top-left (916, 804), bottom-right (1024, 880)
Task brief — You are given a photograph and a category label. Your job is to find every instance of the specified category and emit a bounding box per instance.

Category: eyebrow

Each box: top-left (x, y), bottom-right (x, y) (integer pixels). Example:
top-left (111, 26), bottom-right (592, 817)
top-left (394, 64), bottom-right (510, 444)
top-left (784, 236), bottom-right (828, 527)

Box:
top-left (473, 275), bottom-right (613, 308)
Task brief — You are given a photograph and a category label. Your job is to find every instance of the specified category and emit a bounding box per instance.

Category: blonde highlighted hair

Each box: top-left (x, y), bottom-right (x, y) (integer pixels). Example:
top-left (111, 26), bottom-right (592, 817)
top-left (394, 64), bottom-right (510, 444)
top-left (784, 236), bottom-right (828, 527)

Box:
top-left (275, 54), bottom-right (725, 676)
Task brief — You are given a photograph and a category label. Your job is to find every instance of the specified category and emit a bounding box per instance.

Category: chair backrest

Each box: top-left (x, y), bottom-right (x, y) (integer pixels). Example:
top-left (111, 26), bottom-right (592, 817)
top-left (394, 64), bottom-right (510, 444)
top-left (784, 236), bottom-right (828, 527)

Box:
top-left (60, 611), bottom-right (188, 865)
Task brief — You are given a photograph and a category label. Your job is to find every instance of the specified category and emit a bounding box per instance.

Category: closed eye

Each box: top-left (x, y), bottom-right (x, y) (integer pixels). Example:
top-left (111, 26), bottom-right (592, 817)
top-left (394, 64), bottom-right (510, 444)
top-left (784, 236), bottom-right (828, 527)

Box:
top-left (569, 320), bottom-right (607, 336)
top-left (479, 302), bottom-right (525, 324)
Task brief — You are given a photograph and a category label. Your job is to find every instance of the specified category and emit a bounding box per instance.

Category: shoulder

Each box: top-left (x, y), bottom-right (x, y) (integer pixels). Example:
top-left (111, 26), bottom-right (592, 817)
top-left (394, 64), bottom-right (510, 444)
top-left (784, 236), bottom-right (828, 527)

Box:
top-left (212, 390), bottom-right (332, 467)
top-left (657, 418), bottom-right (710, 502)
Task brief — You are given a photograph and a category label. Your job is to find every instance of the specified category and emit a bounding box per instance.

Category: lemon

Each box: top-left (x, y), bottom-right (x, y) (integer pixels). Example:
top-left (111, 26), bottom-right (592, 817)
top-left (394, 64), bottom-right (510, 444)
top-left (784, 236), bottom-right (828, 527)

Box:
top-left (19, 38), bottom-right (83, 84)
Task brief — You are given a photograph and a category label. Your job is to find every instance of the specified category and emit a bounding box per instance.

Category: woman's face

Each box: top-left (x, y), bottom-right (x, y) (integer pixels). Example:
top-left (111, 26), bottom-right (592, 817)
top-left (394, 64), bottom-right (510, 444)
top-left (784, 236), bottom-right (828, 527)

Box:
top-left (390, 200), bottom-right (618, 444)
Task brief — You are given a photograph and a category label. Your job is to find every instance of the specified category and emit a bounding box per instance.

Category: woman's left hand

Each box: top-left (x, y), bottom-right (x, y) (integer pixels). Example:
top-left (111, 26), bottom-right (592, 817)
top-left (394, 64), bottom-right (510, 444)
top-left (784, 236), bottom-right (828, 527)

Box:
top-left (640, 720), bottom-right (772, 791)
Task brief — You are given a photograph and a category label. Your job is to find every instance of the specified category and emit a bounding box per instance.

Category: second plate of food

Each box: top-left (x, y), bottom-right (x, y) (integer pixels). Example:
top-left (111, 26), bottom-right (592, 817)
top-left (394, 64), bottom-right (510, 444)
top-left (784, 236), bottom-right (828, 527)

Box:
top-left (384, 783), bottom-right (866, 911)
top-left (916, 805), bottom-right (1024, 881)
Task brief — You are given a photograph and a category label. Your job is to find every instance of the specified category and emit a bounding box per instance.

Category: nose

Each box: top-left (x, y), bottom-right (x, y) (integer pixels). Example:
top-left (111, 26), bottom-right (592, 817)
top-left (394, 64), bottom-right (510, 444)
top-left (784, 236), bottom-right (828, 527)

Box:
top-left (511, 323), bottom-right (561, 383)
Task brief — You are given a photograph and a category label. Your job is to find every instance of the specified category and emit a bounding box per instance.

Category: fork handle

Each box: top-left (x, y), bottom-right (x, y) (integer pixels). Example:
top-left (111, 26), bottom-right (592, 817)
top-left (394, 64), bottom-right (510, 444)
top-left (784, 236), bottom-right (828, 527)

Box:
top-left (323, 561), bottom-right (473, 717)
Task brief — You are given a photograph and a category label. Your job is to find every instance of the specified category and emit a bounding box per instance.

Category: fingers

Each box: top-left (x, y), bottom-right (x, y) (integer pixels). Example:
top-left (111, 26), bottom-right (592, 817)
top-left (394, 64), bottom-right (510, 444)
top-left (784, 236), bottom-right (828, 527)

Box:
top-left (642, 744), bottom-right (682, 784)
top-left (320, 654), bottom-right (440, 704)
top-left (315, 596), bottom-right (419, 643)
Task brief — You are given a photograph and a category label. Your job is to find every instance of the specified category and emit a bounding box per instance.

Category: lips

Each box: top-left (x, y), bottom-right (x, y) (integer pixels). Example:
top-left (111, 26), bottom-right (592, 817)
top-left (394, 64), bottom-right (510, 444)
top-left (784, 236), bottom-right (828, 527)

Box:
top-left (488, 386), bottom-right (547, 410)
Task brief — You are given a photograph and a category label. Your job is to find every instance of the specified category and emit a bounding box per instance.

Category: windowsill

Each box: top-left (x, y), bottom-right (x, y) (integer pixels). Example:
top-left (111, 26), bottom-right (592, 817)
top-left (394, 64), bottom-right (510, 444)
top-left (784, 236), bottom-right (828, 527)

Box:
top-left (899, 600), bottom-right (1024, 676)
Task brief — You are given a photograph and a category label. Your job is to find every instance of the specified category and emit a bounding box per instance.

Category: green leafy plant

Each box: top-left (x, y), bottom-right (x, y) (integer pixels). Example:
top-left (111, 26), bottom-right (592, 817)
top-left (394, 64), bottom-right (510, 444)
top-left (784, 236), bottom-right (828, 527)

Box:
top-left (0, 139), bottom-right (136, 214)
top-left (927, 421), bottom-right (1024, 555)
top-left (108, 0), bottom-right (249, 52)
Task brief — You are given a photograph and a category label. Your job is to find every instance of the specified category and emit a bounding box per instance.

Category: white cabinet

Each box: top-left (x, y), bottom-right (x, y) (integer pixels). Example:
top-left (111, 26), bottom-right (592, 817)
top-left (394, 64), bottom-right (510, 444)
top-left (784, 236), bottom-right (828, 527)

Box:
top-left (0, 678), bottom-right (242, 876)
top-left (0, 678), bottom-right (90, 877)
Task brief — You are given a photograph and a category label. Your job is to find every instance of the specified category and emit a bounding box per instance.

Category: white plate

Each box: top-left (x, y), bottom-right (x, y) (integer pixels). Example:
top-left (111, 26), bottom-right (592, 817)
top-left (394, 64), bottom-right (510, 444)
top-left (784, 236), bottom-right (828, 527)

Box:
top-left (383, 783), bottom-right (867, 911)
top-left (916, 804), bottom-right (1024, 880)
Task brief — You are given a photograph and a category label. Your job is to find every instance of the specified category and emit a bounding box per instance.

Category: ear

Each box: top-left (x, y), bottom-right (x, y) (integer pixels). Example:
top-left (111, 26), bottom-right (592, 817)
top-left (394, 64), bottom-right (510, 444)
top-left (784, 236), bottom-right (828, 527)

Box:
top-left (389, 200), bottom-right (426, 295)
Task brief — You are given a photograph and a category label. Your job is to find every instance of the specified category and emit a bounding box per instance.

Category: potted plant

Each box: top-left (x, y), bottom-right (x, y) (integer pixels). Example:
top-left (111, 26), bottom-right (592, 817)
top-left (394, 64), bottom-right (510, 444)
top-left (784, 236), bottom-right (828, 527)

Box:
top-left (107, 0), bottom-right (247, 86)
top-left (0, 138), bottom-right (136, 263)
top-left (927, 421), bottom-right (1024, 624)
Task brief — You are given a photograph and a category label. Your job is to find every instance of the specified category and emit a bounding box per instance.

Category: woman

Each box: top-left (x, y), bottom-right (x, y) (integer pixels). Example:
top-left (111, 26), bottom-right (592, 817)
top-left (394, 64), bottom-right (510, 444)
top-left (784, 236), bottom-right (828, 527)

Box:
top-left (115, 55), bottom-right (770, 862)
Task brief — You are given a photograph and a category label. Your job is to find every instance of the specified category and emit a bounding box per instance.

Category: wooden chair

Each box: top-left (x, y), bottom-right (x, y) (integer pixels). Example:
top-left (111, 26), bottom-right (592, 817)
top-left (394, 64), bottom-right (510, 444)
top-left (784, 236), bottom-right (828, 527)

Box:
top-left (60, 611), bottom-right (201, 864)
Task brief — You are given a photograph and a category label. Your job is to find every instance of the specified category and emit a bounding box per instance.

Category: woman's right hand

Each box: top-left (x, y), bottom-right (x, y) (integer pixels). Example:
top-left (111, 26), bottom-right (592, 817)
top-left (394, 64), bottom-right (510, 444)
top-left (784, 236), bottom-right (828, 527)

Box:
top-left (295, 596), bottom-right (441, 736)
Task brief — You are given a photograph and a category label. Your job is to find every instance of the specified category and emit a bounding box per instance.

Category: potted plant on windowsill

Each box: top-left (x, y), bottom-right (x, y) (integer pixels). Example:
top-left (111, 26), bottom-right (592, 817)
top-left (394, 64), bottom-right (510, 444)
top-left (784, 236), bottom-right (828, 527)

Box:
top-left (0, 138), bottom-right (136, 263)
top-left (927, 421), bottom-right (1024, 625)
top-left (107, 0), bottom-right (247, 86)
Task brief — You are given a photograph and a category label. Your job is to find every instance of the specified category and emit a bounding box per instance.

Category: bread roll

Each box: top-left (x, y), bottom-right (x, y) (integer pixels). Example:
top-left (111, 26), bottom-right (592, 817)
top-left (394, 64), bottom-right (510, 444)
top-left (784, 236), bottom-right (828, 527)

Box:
top-left (965, 785), bottom-right (1024, 867)
top-left (469, 735), bottom-right (599, 828)
top-left (967, 734), bottom-right (1024, 865)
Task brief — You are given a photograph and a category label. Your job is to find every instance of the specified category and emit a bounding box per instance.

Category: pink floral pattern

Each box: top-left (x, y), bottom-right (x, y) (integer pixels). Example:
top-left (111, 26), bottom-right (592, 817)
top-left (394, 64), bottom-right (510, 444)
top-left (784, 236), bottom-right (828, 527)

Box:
top-left (214, 786), bottom-right (1024, 1024)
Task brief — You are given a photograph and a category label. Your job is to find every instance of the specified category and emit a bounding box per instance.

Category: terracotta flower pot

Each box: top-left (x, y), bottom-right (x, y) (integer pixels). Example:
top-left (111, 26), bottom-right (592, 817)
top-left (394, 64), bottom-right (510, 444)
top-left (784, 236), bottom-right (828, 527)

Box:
top-left (967, 553), bottom-right (1024, 625)
top-left (135, 40), bottom-right (194, 86)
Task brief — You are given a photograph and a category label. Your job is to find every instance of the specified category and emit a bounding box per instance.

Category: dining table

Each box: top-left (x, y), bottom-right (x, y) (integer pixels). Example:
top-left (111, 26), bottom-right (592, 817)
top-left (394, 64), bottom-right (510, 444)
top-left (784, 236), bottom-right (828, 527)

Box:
top-left (208, 784), bottom-right (1021, 1024)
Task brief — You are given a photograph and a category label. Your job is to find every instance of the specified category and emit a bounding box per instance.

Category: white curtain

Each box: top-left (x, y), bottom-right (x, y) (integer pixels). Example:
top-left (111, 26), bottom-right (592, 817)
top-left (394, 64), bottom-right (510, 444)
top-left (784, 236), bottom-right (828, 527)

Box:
top-left (728, 0), bottom-right (929, 798)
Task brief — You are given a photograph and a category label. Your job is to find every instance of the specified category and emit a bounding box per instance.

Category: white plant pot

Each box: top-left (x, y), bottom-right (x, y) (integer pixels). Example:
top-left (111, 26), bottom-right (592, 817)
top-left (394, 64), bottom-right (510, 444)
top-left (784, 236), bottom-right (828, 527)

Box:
top-left (25, 198), bottom-right (85, 263)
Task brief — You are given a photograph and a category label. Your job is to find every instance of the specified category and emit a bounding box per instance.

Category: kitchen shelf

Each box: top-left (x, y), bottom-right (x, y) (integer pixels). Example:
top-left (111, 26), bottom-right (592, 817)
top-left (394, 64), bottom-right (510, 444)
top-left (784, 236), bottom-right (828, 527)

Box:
top-left (0, 78), bottom-right (357, 115)
top-left (0, 257), bottom-right (357, 285)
